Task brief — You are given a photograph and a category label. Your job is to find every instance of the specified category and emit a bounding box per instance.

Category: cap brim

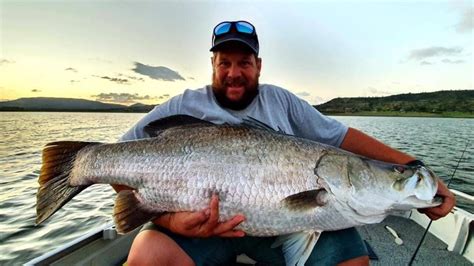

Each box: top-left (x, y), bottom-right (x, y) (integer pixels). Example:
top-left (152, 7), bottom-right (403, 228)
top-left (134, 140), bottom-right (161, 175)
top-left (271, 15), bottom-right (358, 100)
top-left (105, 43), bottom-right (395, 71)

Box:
top-left (210, 37), bottom-right (258, 55)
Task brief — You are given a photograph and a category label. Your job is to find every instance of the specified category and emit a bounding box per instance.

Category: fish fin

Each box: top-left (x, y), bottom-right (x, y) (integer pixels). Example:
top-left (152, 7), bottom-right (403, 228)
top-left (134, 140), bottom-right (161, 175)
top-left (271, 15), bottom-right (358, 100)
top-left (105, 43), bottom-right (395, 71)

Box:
top-left (241, 116), bottom-right (287, 134)
top-left (272, 230), bottom-right (322, 266)
top-left (36, 141), bottom-right (99, 224)
top-left (114, 190), bottom-right (155, 234)
top-left (144, 115), bottom-right (214, 137)
top-left (282, 189), bottom-right (328, 211)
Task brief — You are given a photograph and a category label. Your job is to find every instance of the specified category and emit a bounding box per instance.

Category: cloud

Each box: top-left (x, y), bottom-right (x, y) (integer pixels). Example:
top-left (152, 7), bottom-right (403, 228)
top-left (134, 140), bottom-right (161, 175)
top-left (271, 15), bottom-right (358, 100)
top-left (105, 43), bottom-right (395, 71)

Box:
top-left (92, 93), bottom-right (158, 104)
top-left (367, 87), bottom-right (391, 96)
top-left (311, 96), bottom-right (327, 105)
top-left (0, 59), bottom-right (15, 65)
top-left (132, 62), bottom-right (185, 81)
top-left (65, 67), bottom-right (78, 72)
top-left (455, 8), bottom-right (473, 33)
top-left (420, 61), bottom-right (433, 65)
top-left (408, 47), bottom-right (463, 60)
top-left (294, 92), bottom-right (326, 104)
top-left (31, 89), bottom-right (41, 93)
top-left (70, 80), bottom-right (80, 83)
top-left (94, 75), bottom-right (130, 84)
top-left (442, 59), bottom-right (465, 64)
top-left (117, 73), bottom-right (145, 82)
top-left (296, 92), bottom-right (311, 97)
top-left (158, 94), bottom-right (171, 100)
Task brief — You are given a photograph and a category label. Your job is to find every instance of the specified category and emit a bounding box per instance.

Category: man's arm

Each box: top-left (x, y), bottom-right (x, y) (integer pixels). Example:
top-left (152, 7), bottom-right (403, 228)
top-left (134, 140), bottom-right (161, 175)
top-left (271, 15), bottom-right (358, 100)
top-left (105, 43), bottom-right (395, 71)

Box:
top-left (340, 127), bottom-right (455, 220)
top-left (340, 127), bottom-right (415, 164)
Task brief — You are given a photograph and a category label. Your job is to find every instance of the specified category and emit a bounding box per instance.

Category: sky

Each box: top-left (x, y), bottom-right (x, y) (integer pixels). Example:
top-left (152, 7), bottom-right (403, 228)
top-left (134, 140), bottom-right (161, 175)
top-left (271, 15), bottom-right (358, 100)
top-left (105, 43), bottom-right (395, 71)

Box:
top-left (0, 0), bottom-right (472, 105)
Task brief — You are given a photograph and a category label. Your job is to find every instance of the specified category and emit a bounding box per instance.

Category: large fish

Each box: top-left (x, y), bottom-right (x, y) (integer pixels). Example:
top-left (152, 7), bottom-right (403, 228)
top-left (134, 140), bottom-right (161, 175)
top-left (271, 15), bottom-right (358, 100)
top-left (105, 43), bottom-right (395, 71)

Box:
top-left (36, 115), bottom-right (441, 265)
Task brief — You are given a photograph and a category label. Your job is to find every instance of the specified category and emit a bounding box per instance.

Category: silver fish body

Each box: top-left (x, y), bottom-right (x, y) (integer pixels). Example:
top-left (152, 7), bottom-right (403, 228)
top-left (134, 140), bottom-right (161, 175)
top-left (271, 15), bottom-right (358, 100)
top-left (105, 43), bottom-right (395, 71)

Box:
top-left (36, 115), bottom-right (441, 265)
top-left (73, 124), bottom-right (339, 235)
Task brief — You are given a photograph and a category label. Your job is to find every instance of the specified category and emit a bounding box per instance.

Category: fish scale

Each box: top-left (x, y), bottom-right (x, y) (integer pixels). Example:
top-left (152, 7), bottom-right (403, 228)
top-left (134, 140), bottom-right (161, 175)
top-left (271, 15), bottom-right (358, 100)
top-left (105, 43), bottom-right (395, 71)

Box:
top-left (125, 129), bottom-right (317, 234)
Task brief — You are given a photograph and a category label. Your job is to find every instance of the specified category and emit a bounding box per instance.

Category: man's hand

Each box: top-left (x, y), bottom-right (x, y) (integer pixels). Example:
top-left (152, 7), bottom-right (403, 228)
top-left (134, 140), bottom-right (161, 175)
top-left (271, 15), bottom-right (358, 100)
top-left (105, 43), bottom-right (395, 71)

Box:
top-left (419, 180), bottom-right (456, 220)
top-left (154, 194), bottom-right (246, 238)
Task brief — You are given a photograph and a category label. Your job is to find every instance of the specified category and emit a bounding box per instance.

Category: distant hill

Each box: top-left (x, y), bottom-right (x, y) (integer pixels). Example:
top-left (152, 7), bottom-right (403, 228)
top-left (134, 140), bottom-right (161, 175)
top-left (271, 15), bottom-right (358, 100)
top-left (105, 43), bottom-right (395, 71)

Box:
top-left (0, 97), bottom-right (156, 112)
top-left (316, 90), bottom-right (474, 117)
top-left (126, 103), bottom-right (156, 112)
top-left (2, 91), bottom-right (473, 117)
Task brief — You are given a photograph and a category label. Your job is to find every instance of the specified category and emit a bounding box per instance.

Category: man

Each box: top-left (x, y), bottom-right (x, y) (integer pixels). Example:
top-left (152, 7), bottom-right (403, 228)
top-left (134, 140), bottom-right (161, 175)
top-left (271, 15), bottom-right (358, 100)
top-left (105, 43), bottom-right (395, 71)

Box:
top-left (119, 21), bottom-right (455, 265)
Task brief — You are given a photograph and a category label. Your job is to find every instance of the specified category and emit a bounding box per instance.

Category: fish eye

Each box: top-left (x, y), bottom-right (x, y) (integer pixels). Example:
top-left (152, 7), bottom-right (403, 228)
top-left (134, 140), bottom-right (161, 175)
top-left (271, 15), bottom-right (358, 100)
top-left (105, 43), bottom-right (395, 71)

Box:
top-left (394, 166), bottom-right (405, 174)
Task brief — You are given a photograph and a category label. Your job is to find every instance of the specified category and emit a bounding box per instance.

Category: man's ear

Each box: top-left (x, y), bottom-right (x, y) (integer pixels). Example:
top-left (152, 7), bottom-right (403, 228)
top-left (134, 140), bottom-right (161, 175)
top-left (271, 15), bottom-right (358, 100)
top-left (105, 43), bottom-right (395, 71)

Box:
top-left (257, 57), bottom-right (262, 74)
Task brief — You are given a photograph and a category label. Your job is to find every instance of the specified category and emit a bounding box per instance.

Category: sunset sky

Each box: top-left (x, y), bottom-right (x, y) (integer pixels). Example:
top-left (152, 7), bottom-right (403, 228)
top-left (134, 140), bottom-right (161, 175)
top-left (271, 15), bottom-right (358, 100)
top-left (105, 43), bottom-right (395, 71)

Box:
top-left (0, 0), bottom-right (472, 105)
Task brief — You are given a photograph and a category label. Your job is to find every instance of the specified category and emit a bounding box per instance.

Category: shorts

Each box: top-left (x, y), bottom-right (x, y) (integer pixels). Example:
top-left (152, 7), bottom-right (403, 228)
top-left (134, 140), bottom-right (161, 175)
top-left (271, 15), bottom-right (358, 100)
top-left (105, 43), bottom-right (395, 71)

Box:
top-left (140, 223), bottom-right (368, 266)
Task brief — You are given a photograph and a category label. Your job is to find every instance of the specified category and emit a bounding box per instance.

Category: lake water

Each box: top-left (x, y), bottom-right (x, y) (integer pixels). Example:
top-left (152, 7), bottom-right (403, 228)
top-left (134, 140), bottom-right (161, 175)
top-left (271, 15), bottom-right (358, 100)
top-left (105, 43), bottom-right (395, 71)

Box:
top-left (0, 112), bottom-right (472, 264)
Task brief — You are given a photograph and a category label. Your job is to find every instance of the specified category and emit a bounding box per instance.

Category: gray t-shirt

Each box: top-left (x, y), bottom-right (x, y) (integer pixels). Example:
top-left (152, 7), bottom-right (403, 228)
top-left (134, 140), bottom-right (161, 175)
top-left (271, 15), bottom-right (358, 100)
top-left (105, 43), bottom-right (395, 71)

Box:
top-left (120, 84), bottom-right (348, 147)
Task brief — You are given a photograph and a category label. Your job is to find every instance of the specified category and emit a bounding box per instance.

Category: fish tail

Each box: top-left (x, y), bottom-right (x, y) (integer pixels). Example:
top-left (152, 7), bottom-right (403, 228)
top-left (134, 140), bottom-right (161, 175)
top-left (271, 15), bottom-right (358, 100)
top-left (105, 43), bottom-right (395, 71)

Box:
top-left (36, 141), bottom-right (99, 224)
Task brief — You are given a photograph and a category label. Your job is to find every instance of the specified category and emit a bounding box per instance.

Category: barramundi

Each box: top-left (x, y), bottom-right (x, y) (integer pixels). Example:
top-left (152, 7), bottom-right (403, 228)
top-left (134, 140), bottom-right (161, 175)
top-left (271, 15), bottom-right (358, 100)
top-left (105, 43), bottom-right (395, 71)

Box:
top-left (36, 115), bottom-right (441, 265)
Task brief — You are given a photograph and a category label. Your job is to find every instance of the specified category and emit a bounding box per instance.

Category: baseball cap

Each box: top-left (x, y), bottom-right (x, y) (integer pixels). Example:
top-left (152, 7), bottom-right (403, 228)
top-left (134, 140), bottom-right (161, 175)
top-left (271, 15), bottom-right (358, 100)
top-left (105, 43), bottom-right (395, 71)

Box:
top-left (210, 21), bottom-right (259, 55)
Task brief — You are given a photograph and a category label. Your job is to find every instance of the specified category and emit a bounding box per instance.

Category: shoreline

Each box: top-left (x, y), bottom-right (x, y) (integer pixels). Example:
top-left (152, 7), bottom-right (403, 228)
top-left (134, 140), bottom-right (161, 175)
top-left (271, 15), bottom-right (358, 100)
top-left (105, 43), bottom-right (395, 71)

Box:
top-left (1, 110), bottom-right (473, 118)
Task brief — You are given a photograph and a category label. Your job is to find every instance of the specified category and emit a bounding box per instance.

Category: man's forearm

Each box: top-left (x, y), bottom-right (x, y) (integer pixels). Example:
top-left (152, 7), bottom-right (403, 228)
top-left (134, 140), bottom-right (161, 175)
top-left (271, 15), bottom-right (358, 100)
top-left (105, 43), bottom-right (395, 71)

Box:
top-left (340, 127), bottom-right (415, 164)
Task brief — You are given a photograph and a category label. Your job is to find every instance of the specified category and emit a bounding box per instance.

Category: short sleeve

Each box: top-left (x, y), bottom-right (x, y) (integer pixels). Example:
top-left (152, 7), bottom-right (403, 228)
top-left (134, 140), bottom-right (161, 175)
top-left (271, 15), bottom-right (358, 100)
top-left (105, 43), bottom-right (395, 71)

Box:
top-left (286, 92), bottom-right (348, 147)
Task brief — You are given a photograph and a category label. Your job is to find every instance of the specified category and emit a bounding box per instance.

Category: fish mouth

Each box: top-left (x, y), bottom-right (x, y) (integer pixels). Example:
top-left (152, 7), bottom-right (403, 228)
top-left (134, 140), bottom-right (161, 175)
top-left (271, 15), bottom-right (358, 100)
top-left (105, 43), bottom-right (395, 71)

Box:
top-left (417, 194), bottom-right (443, 206)
top-left (392, 194), bottom-right (442, 210)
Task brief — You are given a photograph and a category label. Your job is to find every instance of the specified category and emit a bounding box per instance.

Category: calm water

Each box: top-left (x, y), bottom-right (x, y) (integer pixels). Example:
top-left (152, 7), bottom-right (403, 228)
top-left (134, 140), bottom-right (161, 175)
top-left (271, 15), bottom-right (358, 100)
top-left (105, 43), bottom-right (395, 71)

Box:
top-left (0, 112), bottom-right (472, 264)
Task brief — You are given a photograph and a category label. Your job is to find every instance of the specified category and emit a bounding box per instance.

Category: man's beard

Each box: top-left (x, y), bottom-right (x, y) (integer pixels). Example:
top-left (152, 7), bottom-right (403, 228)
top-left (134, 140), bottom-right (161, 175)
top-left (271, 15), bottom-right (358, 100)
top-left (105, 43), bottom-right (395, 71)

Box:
top-left (212, 73), bottom-right (259, 110)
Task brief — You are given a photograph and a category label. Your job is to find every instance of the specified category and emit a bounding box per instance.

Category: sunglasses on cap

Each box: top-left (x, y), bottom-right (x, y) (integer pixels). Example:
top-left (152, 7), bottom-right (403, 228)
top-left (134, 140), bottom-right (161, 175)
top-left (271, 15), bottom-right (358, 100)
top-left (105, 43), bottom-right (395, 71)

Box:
top-left (213, 21), bottom-right (256, 36)
top-left (211, 20), bottom-right (259, 55)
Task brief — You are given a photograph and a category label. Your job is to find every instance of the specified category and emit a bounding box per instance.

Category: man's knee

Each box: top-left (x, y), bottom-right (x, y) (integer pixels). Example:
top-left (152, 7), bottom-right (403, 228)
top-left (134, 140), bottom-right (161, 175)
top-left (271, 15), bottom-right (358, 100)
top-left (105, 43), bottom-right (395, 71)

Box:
top-left (127, 230), bottom-right (194, 266)
top-left (338, 255), bottom-right (370, 266)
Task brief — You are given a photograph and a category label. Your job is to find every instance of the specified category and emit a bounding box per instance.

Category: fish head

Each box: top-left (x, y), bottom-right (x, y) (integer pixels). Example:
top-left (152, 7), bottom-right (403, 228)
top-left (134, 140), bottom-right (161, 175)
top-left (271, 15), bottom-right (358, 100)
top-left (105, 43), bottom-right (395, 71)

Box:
top-left (315, 153), bottom-right (441, 223)
top-left (387, 163), bottom-right (442, 209)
